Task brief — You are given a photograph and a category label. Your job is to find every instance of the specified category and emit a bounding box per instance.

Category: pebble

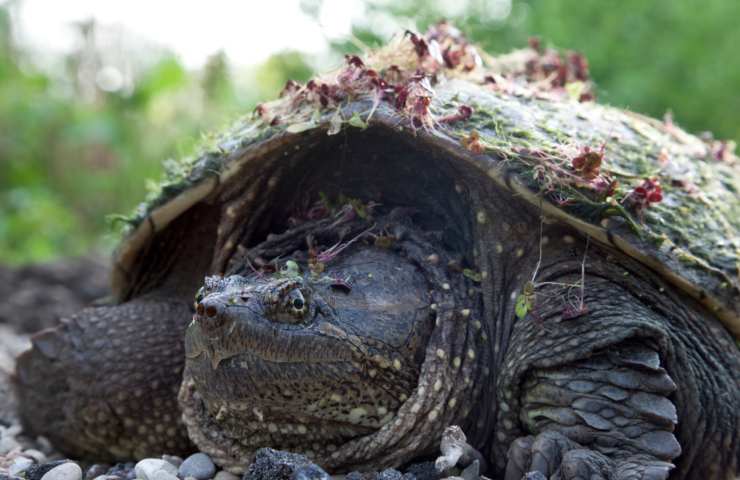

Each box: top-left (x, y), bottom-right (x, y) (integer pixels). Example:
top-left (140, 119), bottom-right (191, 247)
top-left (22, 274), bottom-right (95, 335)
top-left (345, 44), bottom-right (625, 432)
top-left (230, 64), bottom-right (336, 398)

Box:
top-left (374, 469), bottom-right (413, 480)
top-left (134, 459), bottom-right (178, 480)
top-left (244, 448), bottom-right (329, 480)
top-left (291, 464), bottom-right (330, 480)
top-left (92, 476), bottom-right (124, 480)
top-left (151, 470), bottom-right (179, 480)
top-left (84, 464), bottom-right (110, 480)
top-left (40, 462), bottom-right (83, 480)
top-left (178, 453), bottom-right (216, 480)
top-left (25, 460), bottom-right (71, 480)
top-left (213, 472), bottom-right (239, 480)
top-left (104, 462), bottom-right (135, 480)
top-left (404, 462), bottom-right (439, 480)
top-left (9, 457), bottom-right (35, 476)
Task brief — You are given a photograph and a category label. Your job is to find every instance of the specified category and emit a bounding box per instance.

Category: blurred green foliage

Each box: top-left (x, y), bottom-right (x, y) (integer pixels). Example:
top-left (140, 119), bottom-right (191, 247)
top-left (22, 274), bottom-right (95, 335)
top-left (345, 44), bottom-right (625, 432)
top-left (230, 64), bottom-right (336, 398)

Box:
top-left (1, 0), bottom-right (738, 264)
top-left (365, 0), bottom-right (740, 142)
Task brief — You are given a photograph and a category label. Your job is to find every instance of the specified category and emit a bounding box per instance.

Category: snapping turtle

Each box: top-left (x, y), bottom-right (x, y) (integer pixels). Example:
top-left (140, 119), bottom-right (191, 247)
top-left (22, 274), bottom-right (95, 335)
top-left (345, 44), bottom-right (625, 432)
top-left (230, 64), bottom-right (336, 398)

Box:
top-left (15, 24), bottom-right (740, 480)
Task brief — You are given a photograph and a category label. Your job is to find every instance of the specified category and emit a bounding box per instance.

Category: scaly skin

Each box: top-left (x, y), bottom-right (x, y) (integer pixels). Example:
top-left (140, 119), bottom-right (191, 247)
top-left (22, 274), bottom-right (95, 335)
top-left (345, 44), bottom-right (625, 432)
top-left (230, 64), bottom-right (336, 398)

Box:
top-left (15, 298), bottom-right (193, 460)
top-left (492, 234), bottom-right (740, 479)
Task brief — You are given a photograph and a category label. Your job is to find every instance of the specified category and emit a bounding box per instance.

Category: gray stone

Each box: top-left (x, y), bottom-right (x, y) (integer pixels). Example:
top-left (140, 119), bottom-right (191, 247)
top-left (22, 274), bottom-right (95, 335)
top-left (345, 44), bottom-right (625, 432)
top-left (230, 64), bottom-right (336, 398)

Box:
top-left (104, 462), bottom-right (135, 480)
top-left (244, 449), bottom-right (329, 480)
top-left (213, 472), bottom-right (239, 480)
top-left (179, 453), bottom-right (216, 480)
top-left (85, 464), bottom-right (110, 480)
top-left (374, 469), bottom-right (414, 480)
top-left (134, 459), bottom-right (178, 480)
top-left (404, 462), bottom-right (439, 480)
top-left (92, 476), bottom-right (123, 480)
top-left (25, 460), bottom-right (71, 480)
top-left (291, 464), bottom-right (329, 480)
top-left (9, 457), bottom-right (34, 476)
top-left (40, 462), bottom-right (83, 480)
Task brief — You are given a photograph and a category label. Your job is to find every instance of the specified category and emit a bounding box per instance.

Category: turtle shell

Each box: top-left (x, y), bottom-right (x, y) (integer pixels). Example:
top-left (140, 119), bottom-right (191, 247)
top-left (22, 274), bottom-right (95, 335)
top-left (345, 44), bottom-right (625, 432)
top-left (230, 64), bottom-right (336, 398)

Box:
top-left (112, 24), bottom-right (740, 338)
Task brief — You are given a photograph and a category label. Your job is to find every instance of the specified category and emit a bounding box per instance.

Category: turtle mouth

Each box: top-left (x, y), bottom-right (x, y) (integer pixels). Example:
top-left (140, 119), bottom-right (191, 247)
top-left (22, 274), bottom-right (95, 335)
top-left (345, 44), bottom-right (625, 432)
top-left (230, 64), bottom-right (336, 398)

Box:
top-left (186, 299), bottom-right (358, 368)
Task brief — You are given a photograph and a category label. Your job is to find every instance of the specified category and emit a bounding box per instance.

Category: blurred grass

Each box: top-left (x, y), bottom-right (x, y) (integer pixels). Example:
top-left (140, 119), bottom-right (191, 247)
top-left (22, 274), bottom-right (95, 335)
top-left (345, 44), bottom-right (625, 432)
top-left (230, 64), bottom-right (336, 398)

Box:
top-left (0, 0), bottom-right (738, 264)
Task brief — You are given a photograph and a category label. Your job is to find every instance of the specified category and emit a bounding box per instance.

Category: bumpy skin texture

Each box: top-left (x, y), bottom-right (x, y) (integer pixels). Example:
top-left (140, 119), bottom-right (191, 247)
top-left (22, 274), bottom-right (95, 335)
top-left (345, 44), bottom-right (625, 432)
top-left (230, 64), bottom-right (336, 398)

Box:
top-left (15, 299), bottom-right (193, 459)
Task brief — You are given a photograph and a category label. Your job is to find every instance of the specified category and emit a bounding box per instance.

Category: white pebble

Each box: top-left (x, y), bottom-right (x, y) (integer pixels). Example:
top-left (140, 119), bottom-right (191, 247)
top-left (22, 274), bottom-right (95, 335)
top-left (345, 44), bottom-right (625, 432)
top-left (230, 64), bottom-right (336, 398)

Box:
top-left (135, 459), bottom-right (179, 480)
top-left (40, 462), bottom-right (83, 480)
top-left (9, 456), bottom-right (34, 476)
top-left (152, 470), bottom-right (179, 480)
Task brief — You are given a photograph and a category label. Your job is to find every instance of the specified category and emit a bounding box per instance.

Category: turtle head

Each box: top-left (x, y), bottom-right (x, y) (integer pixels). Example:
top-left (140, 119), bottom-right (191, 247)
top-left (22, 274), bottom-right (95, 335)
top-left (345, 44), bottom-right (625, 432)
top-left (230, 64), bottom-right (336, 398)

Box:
top-left (181, 245), bottom-right (436, 463)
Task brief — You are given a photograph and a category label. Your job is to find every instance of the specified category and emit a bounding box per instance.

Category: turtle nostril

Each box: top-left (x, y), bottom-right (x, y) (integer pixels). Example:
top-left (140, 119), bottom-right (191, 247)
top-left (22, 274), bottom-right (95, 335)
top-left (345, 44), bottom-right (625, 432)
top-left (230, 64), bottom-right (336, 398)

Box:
top-left (196, 300), bottom-right (220, 319)
top-left (195, 300), bottom-right (227, 331)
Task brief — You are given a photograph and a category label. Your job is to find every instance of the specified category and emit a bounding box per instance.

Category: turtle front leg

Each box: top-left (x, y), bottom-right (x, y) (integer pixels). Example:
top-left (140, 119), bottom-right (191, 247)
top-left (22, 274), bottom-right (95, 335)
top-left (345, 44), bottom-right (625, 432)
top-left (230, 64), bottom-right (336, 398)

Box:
top-left (14, 298), bottom-right (194, 460)
top-left (492, 261), bottom-right (740, 480)
top-left (502, 341), bottom-right (679, 480)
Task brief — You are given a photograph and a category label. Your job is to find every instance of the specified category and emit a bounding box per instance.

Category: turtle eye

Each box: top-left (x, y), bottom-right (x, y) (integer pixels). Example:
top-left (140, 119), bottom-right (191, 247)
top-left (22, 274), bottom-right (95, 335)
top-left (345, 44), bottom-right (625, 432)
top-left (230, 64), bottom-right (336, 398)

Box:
top-left (286, 288), bottom-right (306, 316)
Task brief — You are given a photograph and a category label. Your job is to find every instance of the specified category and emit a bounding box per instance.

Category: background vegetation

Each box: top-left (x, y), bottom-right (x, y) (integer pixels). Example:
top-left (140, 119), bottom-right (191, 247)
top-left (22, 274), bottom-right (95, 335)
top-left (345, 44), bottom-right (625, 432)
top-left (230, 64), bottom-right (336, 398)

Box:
top-left (1, 0), bottom-right (738, 264)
